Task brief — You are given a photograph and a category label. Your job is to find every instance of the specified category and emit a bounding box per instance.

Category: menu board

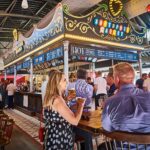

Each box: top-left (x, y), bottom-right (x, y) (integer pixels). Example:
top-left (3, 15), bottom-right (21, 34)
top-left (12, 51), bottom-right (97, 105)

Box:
top-left (23, 60), bottom-right (30, 69)
top-left (16, 64), bottom-right (22, 71)
top-left (70, 45), bottom-right (138, 62)
top-left (6, 69), bottom-right (10, 74)
top-left (33, 54), bottom-right (45, 65)
top-left (46, 47), bottom-right (63, 61)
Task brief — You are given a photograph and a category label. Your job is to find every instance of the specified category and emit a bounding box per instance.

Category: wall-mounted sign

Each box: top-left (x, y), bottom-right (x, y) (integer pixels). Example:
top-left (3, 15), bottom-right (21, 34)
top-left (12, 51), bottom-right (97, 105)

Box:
top-left (16, 64), bottom-right (22, 71)
top-left (33, 54), bottom-right (45, 65)
top-left (71, 55), bottom-right (97, 63)
top-left (15, 41), bottom-right (24, 54)
top-left (10, 67), bottom-right (14, 73)
top-left (6, 69), bottom-right (10, 74)
top-left (64, 0), bottom-right (145, 46)
top-left (23, 60), bottom-right (30, 69)
top-left (70, 45), bottom-right (138, 62)
top-left (46, 47), bottom-right (63, 61)
top-left (93, 18), bottom-right (130, 38)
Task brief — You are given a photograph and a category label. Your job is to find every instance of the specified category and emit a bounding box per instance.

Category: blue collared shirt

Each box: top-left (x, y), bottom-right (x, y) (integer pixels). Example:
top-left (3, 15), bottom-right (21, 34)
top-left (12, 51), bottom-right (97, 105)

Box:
top-left (102, 84), bottom-right (150, 133)
top-left (75, 79), bottom-right (93, 106)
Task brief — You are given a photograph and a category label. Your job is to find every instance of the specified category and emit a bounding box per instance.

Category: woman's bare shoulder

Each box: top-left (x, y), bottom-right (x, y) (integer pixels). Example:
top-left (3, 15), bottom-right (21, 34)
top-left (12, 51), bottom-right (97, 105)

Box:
top-left (53, 95), bottom-right (64, 105)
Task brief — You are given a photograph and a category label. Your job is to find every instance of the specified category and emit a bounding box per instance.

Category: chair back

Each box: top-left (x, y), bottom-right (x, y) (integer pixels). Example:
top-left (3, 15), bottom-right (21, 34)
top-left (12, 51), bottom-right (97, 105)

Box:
top-left (0, 114), bottom-right (9, 131)
top-left (3, 119), bottom-right (14, 143)
top-left (100, 129), bottom-right (150, 150)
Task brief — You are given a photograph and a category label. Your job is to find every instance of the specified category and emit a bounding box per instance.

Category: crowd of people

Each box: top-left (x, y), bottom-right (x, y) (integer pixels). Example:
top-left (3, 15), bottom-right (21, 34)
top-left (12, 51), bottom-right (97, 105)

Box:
top-left (0, 79), bottom-right (16, 109)
top-left (1, 62), bottom-right (150, 150)
top-left (42, 63), bottom-right (150, 150)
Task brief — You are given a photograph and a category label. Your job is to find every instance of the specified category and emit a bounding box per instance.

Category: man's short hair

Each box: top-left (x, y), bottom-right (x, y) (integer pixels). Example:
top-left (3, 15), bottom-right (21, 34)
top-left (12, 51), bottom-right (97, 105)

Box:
top-left (142, 73), bottom-right (147, 78)
top-left (107, 72), bottom-right (114, 79)
top-left (87, 77), bottom-right (91, 81)
top-left (77, 68), bottom-right (87, 79)
top-left (113, 62), bottom-right (135, 82)
top-left (97, 71), bottom-right (102, 76)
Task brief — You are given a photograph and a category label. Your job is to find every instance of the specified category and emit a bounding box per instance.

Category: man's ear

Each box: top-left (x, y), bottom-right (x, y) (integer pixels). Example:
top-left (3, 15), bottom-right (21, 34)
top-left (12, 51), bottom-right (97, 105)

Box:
top-left (116, 75), bottom-right (120, 83)
top-left (115, 75), bottom-right (120, 87)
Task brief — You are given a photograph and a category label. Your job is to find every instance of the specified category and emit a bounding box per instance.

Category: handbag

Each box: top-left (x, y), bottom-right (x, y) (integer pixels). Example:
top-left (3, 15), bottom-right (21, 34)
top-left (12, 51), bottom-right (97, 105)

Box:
top-left (38, 108), bottom-right (45, 142)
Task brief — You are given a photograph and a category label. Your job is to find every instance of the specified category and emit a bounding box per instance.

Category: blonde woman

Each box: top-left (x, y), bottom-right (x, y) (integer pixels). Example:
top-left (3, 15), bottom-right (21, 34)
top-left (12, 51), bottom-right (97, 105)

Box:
top-left (43, 69), bottom-right (85, 150)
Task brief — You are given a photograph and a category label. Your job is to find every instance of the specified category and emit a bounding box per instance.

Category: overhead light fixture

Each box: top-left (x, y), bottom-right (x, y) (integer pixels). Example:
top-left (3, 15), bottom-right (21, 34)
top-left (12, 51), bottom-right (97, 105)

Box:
top-left (21, 0), bottom-right (28, 9)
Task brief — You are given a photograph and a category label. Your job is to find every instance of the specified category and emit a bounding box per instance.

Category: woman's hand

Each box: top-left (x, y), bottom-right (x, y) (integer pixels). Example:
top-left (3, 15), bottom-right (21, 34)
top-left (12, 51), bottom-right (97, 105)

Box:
top-left (76, 97), bottom-right (85, 108)
top-left (65, 94), bottom-right (76, 101)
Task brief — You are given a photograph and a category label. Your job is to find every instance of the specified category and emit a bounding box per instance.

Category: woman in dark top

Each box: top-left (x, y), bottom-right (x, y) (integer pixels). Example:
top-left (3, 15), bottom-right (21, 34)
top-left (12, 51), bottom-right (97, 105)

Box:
top-left (43, 69), bottom-right (85, 150)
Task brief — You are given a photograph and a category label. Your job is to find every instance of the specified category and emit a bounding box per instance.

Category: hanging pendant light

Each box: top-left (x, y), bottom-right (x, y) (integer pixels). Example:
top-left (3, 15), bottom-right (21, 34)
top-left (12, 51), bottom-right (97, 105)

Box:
top-left (21, 0), bottom-right (28, 9)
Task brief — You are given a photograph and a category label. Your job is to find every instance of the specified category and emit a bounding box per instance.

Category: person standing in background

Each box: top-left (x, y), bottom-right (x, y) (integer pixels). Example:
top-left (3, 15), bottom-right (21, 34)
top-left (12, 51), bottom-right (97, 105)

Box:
top-left (136, 73), bottom-right (147, 90)
top-left (75, 68), bottom-right (93, 107)
top-left (87, 77), bottom-right (94, 86)
top-left (143, 72), bottom-right (150, 92)
top-left (2, 79), bottom-right (9, 108)
top-left (67, 73), bottom-right (76, 94)
top-left (41, 76), bottom-right (48, 104)
top-left (94, 71), bottom-right (107, 109)
top-left (106, 73), bottom-right (116, 97)
top-left (6, 80), bottom-right (16, 109)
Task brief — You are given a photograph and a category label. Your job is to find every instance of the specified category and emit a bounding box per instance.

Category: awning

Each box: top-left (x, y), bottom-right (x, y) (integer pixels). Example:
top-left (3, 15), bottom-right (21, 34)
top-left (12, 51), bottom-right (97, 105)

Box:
top-left (0, 75), bottom-right (25, 83)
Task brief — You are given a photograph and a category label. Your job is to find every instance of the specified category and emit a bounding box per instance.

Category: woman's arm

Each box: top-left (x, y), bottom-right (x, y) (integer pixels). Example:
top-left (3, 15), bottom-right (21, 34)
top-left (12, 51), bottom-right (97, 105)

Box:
top-left (53, 97), bottom-right (84, 126)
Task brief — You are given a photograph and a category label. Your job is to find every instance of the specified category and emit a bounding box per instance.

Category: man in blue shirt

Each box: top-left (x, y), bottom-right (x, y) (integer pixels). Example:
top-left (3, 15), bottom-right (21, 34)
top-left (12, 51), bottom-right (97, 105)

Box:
top-left (75, 68), bottom-right (93, 107)
top-left (100, 62), bottom-right (150, 150)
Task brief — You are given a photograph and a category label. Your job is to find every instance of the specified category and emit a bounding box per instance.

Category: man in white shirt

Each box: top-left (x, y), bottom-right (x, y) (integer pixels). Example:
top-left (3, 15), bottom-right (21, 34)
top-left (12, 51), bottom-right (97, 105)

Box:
top-left (6, 80), bottom-right (16, 109)
top-left (143, 72), bottom-right (150, 92)
top-left (94, 71), bottom-right (107, 109)
top-left (41, 78), bottom-right (48, 103)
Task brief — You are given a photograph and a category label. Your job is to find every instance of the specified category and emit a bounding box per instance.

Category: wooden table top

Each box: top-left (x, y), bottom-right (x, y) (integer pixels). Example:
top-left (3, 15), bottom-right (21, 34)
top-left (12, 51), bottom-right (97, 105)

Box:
top-left (78, 110), bottom-right (103, 134)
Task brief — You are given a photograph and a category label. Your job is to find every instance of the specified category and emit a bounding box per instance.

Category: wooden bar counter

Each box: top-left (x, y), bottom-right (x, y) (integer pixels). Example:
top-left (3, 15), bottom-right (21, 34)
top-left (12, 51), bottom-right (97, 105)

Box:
top-left (74, 110), bottom-right (102, 150)
top-left (14, 92), bottom-right (42, 116)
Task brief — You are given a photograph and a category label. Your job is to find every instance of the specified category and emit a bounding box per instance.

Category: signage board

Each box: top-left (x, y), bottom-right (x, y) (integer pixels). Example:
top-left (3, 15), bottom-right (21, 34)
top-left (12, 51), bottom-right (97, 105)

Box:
top-left (70, 45), bottom-right (138, 62)
top-left (33, 54), bottom-right (45, 65)
top-left (16, 64), bottom-right (22, 71)
top-left (23, 60), bottom-right (30, 69)
top-left (46, 47), bottom-right (63, 61)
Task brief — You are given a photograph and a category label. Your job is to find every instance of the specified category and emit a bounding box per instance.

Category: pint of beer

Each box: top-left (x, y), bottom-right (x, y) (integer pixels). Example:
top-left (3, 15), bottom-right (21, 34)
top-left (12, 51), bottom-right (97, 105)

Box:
top-left (68, 89), bottom-right (76, 97)
top-left (76, 97), bottom-right (86, 103)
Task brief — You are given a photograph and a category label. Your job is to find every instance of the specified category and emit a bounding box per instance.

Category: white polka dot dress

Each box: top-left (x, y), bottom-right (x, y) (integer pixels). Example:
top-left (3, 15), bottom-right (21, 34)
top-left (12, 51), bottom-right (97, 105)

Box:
top-left (44, 109), bottom-right (74, 150)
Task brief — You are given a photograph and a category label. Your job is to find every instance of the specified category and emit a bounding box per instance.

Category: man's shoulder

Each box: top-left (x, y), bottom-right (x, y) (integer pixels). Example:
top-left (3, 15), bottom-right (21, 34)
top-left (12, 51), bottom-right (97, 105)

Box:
top-left (105, 94), bottom-right (120, 105)
top-left (105, 91), bottom-right (150, 106)
top-left (95, 77), bottom-right (106, 83)
top-left (136, 78), bottom-right (143, 83)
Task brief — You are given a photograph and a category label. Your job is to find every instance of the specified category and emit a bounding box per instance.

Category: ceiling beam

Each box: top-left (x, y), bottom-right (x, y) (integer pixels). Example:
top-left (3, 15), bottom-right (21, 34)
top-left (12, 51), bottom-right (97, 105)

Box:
top-left (25, 0), bottom-right (103, 37)
top-left (0, 27), bottom-right (27, 33)
top-left (0, 42), bottom-right (12, 49)
top-left (22, 2), bottom-right (48, 29)
top-left (0, 37), bottom-right (13, 39)
top-left (0, 0), bottom-right (17, 27)
top-left (0, 12), bottom-right (42, 20)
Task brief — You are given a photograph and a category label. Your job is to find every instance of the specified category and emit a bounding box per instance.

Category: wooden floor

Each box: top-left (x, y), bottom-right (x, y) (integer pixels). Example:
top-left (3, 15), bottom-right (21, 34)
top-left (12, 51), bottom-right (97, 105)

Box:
top-left (5, 125), bottom-right (42, 150)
